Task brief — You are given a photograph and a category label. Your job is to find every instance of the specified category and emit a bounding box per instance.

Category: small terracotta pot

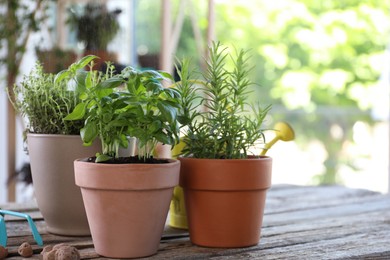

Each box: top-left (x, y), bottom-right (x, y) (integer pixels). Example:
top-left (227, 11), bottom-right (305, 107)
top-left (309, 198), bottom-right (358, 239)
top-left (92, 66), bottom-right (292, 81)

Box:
top-left (74, 159), bottom-right (180, 258)
top-left (27, 134), bottom-right (99, 236)
top-left (179, 156), bottom-right (272, 248)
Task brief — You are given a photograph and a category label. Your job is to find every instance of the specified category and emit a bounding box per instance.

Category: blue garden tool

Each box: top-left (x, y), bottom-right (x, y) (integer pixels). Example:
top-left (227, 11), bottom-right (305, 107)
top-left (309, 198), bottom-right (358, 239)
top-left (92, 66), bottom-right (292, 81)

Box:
top-left (0, 210), bottom-right (43, 247)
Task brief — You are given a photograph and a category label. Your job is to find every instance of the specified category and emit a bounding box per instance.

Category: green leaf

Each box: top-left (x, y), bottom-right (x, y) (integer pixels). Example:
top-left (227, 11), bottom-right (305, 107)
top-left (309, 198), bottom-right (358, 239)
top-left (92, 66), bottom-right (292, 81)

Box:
top-left (119, 134), bottom-right (129, 148)
top-left (54, 70), bottom-right (68, 85)
top-left (103, 113), bottom-right (112, 123)
top-left (154, 132), bottom-right (172, 145)
top-left (95, 154), bottom-right (112, 163)
top-left (140, 70), bottom-right (164, 80)
top-left (82, 141), bottom-right (93, 147)
top-left (159, 71), bottom-right (174, 80)
top-left (75, 70), bottom-right (88, 92)
top-left (75, 55), bottom-right (98, 70)
top-left (85, 71), bottom-right (92, 89)
top-left (97, 76), bottom-right (124, 89)
top-left (149, 120), bottom-right (162, 133)
top-left (108, 119), bottom-right (130, 127)
top-left (80, 123), bottom-right (98, 144)
top-left (79, 92), bottom-right (88, 101)
top-left (64, 103), bottom-right (87, 120)
top-left (145, 79), bottom-right (163, 93)
top-left (157, 102), bottom-right (177, 123)
top-left (164, 88), bottom-right (181, 98)
top-left (121, 66), bottom-right (138, 78)
top-left (97, 88), bottom-right (113, 99)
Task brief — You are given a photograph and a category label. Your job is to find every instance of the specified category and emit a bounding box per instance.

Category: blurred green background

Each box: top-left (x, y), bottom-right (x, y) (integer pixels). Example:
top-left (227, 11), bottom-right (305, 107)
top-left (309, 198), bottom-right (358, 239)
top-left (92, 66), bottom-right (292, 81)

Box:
top-left (135, 0), bottom-right (390, 186)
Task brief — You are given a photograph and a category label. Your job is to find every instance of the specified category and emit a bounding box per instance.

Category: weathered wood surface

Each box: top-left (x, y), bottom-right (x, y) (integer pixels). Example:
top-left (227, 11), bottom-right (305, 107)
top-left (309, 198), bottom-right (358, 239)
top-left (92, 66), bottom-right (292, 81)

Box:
top-left (1, 185), bottom-right (389, 259)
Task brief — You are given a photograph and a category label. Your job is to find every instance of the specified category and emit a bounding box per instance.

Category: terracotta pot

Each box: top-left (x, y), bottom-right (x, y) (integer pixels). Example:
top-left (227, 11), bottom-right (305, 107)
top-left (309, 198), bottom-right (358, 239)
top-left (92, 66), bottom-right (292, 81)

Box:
top-left (74, 159), bottom-right (180, 258)
top-left (179, 156), bottom-right (272, 248)
top-left (27, 134), bottom-right (99, 235)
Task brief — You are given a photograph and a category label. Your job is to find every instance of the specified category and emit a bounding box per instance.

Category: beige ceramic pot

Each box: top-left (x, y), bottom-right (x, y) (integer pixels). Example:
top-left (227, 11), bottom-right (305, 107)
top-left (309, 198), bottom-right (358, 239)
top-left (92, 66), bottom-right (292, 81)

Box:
top-left (74, 158), bottom-right (180, 258)
top-left (179, 156), bottom-right (272, 248)
top-left (27, 134), bottom-right (99, 236)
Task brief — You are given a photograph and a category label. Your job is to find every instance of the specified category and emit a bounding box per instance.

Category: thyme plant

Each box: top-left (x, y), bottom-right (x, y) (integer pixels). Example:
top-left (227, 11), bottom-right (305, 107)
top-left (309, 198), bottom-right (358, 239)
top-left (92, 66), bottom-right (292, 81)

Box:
top-left (175, 42), bottom-right (271, 159)
top-left (8, 61), bottom-right (84, 135)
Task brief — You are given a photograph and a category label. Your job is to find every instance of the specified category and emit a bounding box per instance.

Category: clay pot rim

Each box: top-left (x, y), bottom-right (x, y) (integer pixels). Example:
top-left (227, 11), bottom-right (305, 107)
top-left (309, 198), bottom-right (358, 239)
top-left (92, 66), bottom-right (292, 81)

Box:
top-left (75, 157), bottom-right (179, 168)
top-left (74, 158), bottom-right (180, 190)
top-left (179, 156), bottom-right (272, 191)
top-left (27, 133), bottom-right (81, 138)
top-left (178, 156), bottom-right (271, 163)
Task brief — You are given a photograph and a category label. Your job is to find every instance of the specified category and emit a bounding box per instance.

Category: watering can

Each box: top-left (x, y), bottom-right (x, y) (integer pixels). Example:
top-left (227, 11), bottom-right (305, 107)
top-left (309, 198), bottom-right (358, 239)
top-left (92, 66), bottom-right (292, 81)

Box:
top-left (169, 141), bottom-right (188, 229)
top-left (260, 121), bottom-right (295, 155)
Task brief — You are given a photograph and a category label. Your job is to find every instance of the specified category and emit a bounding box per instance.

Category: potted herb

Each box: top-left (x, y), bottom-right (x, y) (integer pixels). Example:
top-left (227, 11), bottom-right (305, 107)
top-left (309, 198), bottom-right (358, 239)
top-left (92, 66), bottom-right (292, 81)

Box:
top-left (7, 56), bottom-right (100, 236)
top-left (174, 42), bottom-right (272, 248)
top-left (65, 57), bottom-right (181, 258)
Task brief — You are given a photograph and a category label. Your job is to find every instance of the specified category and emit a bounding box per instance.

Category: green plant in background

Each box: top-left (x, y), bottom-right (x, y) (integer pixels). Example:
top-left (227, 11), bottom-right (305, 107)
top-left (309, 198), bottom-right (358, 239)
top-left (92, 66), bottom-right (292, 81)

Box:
top-left (65, 56), bottom-right (181, 162)
top-left (7, 58), bottom-right (89, 135)
top-left (135, 0), bottom-right (389, 184)
top-left (135, 0), bottom-right (206, 68)
top-left (214, 0), bottom-right (390, 183)
top-left (0, 0), bottom-right (49, 90)
top-left (175, 42), bottom-right (271, 159)
top-left (67, 3), bottom-right (121, 51)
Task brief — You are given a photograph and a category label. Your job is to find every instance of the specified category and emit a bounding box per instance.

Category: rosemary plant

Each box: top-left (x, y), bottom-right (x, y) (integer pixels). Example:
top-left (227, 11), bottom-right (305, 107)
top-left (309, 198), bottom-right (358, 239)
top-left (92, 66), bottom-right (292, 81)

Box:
top-left (8, 62), bottom-right (84, 135)
top-left (175, 42), bottom-right (271, 159)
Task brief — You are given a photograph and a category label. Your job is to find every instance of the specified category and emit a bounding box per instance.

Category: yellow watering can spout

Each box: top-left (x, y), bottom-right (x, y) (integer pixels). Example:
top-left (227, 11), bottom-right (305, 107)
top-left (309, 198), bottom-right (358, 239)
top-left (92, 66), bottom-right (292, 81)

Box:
top-left (260, 122), bottom-right (295, 156)
top-left (169, 140), bottom-right (188, 229)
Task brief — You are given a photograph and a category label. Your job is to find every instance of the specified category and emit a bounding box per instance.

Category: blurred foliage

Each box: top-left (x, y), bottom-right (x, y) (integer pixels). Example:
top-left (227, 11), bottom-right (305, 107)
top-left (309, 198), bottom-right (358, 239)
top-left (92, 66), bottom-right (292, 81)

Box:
top-left (135, 1), bottom-right (161, 54)
top-left (135, 0), bottom-right (205, 67)
top-left (67, 3), bottom-right (122, 51)
top-left (135, 0), bottom-right (390, 184)
top-left (0, 0), bottom-right (50, 88)
top-left (214, 0), bottom-right (390, 183)
top-left (3, 0), bottom-right (387, 185)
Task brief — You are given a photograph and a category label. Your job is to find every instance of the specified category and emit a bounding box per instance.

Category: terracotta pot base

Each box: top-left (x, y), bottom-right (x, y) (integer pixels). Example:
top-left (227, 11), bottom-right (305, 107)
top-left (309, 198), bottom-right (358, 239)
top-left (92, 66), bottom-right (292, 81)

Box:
top-left (179, 157), bottom-right (272, 248)
top-left (75, 159), bottom-right (180, 258)
top-left (185, 190), bottom-right (268, 248)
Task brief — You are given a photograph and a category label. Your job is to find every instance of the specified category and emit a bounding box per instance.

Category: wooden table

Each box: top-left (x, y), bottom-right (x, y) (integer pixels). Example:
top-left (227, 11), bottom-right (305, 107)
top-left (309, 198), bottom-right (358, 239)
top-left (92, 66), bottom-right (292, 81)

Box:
top-left (1, 185), bottom-right (390, 259)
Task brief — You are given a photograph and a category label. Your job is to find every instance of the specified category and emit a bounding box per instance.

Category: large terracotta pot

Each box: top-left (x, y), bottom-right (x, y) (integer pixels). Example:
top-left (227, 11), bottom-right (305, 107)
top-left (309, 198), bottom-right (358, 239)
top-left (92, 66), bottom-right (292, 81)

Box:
top-left (74, 159), bottom-right (180, 258)
top-left (179, 156), bottom-right (272, 248)
top-left (27, 134), bottom-right (99, 235)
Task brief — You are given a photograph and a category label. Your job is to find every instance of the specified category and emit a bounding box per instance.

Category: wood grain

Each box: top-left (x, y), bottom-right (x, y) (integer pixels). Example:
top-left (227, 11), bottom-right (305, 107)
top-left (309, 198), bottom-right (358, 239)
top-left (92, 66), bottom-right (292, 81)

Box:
top-left (1, 185), bottom-right (389, 259)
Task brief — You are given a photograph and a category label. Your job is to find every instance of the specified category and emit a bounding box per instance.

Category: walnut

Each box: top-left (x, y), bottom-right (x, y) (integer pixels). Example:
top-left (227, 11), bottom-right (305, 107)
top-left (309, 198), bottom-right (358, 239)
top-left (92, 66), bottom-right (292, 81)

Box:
top-left (41, 245), bottom-right (53, 255)
top-left (55, 246), bottom-right (80, 260)
top-left (18, 242), bottom-right (33, 257)
top-left (40, 245), bottom-right (54, 255)
top-left (42, 249), bottom-right (56, 260)
top-left (41, 243), bottom-right (80, 260)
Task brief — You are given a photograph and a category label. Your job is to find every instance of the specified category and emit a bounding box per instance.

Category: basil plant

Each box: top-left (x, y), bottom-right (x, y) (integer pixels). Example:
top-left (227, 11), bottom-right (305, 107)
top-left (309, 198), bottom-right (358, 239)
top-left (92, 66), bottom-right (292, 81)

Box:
top-left (64, 56), bottom-right (181, 163)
